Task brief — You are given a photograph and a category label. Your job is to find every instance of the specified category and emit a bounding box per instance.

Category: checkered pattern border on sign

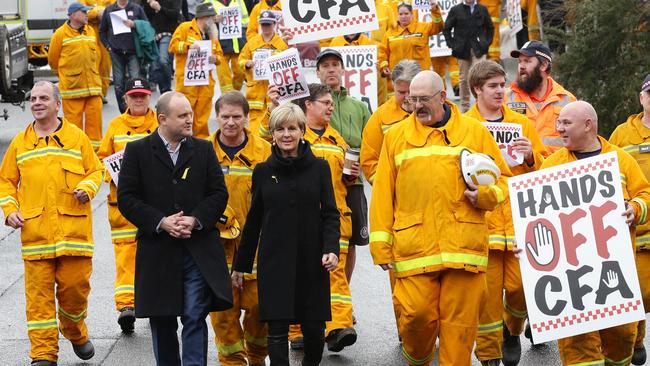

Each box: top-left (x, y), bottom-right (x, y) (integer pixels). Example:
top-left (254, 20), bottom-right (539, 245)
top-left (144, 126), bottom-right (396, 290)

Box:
top-left (288, 14), bottom-right (377, 35)
top-left (531, 300), bottom-right (642, 333)
top-left (487, 124), bottom-right (519, 132)
top-left (510, 156), bottom-right (616, 190)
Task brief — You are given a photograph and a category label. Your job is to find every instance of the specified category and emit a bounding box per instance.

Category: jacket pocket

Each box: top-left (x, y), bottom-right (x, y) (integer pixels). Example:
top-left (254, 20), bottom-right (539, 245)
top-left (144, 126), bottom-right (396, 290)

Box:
top-left (393, 212), bottom-right (424, 258)
top-left (20, 206), bottom-right (48, 244)
top-left (61, 161), bottom-right (85, 190)
top-left (63, 70), bottom-right (83, 90)
top-left (57, 206), bottom-right (91, 241)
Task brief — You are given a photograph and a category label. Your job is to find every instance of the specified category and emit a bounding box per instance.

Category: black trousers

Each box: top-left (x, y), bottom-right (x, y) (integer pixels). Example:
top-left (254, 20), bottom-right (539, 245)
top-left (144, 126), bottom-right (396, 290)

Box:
top-left (267, 320), bottom-right (325, 366)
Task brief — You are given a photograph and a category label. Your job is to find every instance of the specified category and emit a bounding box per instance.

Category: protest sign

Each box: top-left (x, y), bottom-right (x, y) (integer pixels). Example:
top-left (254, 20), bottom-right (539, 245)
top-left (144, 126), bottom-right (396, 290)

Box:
top-left (183, 40), bottom-right (212, 86)
top-left (323, 45), bottom-right (378, 113)
top-left (264, 48), bottom-right (309, 103)
top-left (253, 49), bottom-right (272, 80)
top-left (103, 150), bottom-right (124, 186)
top-left (483, 122), bottom-right (524, 167)
top-left (418, 0), bottom-right (458, 57)
top-left (110, 10), bottom-right (131, 35)
top-left (219, 6), bottom-right (242, 40)
top-left (509, 152), bottom-right (645, 344)
top-left (280, 0), bottom-right (379, 45)
top-left (413, 0), bottom-right (431, 11)
top-left (506, 0), bottom-right (524, 34)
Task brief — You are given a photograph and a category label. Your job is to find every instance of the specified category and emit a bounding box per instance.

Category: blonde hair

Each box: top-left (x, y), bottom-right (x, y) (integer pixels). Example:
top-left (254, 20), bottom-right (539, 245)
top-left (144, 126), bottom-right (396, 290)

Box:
top-left (269, 103), bottom-right (307, 132)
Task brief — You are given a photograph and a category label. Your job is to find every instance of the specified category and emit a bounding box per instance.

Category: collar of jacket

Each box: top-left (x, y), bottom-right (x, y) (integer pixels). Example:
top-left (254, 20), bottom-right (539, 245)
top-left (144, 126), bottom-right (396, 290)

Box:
top-left (267, 139), bottom-right (315, 169)
top-left (65, 20), bottom-right (86, 34)
top-left (332, 86), bottom-right (349, 101)
top-left (189, 18), bottom-right (204, 38)
top-left (304, 123), bottom-right (343, 147)
top-left (405, 101), bottom-right (465, 147)
top-left (630, 112), bottom-right (650, 143)
top-left (23, 117), bottom-right (81, 150)
top-left (151, 127), bottom-right (195, 150)
top-left (212, 127), bottom-right (263, 167)
top-left (120, 108), bottom-right (157, 130)
top-left (562, 135), bottom-right (611, 161)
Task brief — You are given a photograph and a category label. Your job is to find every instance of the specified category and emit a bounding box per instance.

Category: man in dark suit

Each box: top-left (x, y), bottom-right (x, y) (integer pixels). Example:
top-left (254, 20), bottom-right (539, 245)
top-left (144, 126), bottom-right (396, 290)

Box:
top-left (443, 0), bottom-right (494, 112)
top-left (117, 91), bottom-right (233, 365)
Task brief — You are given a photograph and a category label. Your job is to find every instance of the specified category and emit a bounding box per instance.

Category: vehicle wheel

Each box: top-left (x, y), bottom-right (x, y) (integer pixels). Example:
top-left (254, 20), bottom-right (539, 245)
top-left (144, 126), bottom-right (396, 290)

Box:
top-left (0, 26), bottom-right (12, 95)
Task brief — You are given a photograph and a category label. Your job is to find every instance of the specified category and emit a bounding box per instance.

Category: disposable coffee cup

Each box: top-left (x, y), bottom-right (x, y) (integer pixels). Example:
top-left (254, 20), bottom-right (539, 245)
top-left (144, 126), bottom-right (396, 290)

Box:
top-left (343, 148), bottom-right (360, 176)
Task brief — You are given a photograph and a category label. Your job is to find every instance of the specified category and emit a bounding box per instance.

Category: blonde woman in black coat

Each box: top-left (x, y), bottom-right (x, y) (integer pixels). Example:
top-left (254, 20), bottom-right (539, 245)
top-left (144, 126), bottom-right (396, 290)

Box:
top-left (232, 103), bottom-right (340, 366)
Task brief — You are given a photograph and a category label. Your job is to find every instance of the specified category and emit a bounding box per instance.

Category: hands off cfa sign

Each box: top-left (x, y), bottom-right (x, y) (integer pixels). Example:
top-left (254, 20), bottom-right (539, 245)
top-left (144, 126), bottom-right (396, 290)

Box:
top-left (509, 152), bottom-right (645, 344)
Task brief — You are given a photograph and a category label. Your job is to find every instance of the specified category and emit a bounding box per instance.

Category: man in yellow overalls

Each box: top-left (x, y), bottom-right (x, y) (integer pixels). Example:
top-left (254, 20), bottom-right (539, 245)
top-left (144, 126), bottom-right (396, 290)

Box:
top-left (210, 0), bottom-right (249, 92)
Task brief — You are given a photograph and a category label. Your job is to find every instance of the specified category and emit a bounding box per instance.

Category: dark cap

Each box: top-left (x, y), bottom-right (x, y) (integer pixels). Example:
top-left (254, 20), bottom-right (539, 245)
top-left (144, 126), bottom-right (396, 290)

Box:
top-left (68, 2), bottom-right (92, 15)
top-left (510, 40), bottom-right (552, 63)
top-left (259, 10), bottom-right (277, 24)
top-left (642, 74), bottom-right (650, 93)
top-left (316, 49), bottom-right (344, 69)
top-left (195, 2), bottom-right (217, 18)
top-left (125, 78), bottom-right (151, 95)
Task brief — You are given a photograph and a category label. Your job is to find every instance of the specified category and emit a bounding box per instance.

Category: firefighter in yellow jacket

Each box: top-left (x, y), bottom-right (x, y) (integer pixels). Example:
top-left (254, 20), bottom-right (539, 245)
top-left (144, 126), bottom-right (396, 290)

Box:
top-left (370, 70), bottom-right (512, 366)
top-left (0, 81), bottom-right (103, 366)
top-left (210, 0), bottom-right (250, 92)
top-left (608, 74), bottom-right (650, 366)
top-left (208, 92), bottom-right (271, 366)
top-left (465, 60), bottom-right (547, 366)
top-left (246, 0), bottom-right (281, 40)
top-left (169, 2), bottom-right (223, 138)
top-left (97, 78), bottom-right (158, 333)
top-left (239, 11), bottom-right (288, 138)
top-left (82, 0), bottom-right (113, 100)
top-left (48, 2), bottom-right (103, 151)
top-left (542, 100), bottom-right (650, 366)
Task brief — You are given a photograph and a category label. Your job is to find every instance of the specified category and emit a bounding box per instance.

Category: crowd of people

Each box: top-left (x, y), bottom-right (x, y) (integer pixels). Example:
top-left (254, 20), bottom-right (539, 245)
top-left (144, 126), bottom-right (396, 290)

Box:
top-left (1, 0), bottom-right (650, 366)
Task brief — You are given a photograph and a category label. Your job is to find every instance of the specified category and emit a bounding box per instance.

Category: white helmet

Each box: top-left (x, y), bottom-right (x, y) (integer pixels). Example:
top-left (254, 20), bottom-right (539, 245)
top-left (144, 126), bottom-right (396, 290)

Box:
top-left (460, 149), bottom-right (501, 187)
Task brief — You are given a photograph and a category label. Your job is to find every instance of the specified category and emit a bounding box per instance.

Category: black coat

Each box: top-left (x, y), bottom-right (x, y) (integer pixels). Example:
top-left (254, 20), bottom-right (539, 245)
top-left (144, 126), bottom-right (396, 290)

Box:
top-left (117, 130), bottom-right (233, 317)
top-left (443, 3), bottom-right (494, 60)
top-left (233, 142), bottom-right (340, 322)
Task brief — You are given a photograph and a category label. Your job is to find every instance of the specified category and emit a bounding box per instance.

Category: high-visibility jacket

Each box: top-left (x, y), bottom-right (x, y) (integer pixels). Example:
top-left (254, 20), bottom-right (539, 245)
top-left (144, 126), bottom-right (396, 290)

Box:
top-left (372, 1), bottom-right (398, 43)
top-left (360, 96), bottom-right (410, 184)
top-left (329, 33), bottom-right (376, 47)
top-left (169, 18), bottom-right (224, 95)
top-left (97, 108), bottom-right (158, 243)
top-left (521, 0), bottom-right (541, 40)
top-left (506, 76), bottom-right (576, 152)
top-left (304, 125), bottom-right (353, 253)
top-left (465, 103), bottom-right (548, 250)
top-left (210, 128), bottom-right (271, 278)
top-left (369, 102), bottom-right (512, 277)
top-left (246, 0), bottom-right (282, 41)
top-left (542, 136), bottom-right (650, 247)
top-left (0, 118), bottom-right (103, 260)
top-left (609, 112), bottom-right (650, 249)
top-left (378, 7), bottom-right (443, 72)
top-left (48, 22), bottom-right (102, 99)
top-left (210, 0), bottom-right (249, 53)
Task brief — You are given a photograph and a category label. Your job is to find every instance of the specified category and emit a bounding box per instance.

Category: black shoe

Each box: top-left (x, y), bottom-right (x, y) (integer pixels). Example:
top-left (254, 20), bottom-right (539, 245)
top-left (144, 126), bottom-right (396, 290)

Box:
top-left (118, 307), bottom-right (135, 333)
top-left (326, 328), bottom-right (357, 352)
top-left (72, 340), bottom-right (95, 360)
top-left (31, 361), bottom-right (57, 366)
top-left (632, 345), bottom-right (647, 365)
top-left (524, 322), bottom-right (533, 343)
top-left (502, 326), bottom-right (521, 366)
top-left (480, 360), bottom-right (501, 366)
top-left (290, 336), bottom-right (304, 350)
top-left (101, 97), bottom-right (108, 104)
top-left (453, 85), bottom-right (460, 98)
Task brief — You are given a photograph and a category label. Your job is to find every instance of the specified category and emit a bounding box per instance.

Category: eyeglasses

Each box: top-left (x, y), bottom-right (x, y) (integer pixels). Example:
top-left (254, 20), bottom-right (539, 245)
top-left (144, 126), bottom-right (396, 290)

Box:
top-left (314, 99), bottom-right (333, 107)
top-left (406, 91), bottom-right (441, 105)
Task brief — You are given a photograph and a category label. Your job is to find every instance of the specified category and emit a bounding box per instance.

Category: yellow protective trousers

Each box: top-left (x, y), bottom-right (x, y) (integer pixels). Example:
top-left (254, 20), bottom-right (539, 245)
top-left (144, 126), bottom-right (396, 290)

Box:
top-left (62, 96), bottom-right (103, 150)
top-left (558, 322), bottom-right (637, 366)
top-left (217, 53), bottom-right (245, 92)
top-left (475, 250), bottom-right (527, 361)
top-left (98, 43), bottom-right (111, 96)
top-left (113, 241), bottom-right (136, 310)
top-left (431, 56), bottom-right (460, 89)
top-left (377, 73), bottom-right (388, 107)
top-left (210, 279), bottom-right (267, 365)
top-left (187, 92), bottom-right (214, 139)
top-left (634, 250), bottom-right (650, 349)
top-left (25, 256), bottom-right (92, 362)
top-left (480, 0), bottom-right (502, 60)
top-left (395, 269), bottom-right (486, 366)
top-left (248, 108), bottom-right (266, 140)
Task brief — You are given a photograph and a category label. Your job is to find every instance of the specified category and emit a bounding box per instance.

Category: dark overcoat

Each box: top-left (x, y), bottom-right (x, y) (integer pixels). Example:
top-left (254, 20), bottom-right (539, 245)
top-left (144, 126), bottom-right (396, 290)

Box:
top-left (443, 3), bottom-right (494, 60)
top-left (117, 130), bottom-right (233, 317)
top-left (233, 142), bottom-right (340, 322)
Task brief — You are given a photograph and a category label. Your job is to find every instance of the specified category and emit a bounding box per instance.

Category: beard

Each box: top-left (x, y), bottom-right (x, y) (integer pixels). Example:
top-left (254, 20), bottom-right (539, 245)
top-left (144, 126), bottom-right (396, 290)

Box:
top-left (517, 64), bottom-right (544, 94)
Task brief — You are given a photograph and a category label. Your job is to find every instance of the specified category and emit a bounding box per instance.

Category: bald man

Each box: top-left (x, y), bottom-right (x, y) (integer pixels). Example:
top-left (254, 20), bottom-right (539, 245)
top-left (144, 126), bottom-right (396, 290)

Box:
top-left (369, 71), bottom-right (512, 365)
top-left (541, 101), bottom-right (650, 366)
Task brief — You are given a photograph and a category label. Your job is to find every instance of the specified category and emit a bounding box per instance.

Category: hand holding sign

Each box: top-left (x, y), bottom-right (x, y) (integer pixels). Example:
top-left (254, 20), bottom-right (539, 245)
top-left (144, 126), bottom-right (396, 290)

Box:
top-left (527, 222), bottom-right (556, 267)
top-left (623, 201), bottom-right (635, 226)
top-left (513, 136), bottom-right (534, 164)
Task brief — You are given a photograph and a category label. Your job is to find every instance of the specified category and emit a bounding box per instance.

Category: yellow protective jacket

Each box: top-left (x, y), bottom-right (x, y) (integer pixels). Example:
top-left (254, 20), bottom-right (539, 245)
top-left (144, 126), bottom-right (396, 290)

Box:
top-left (369, 102), bottom-right (512, 277)
top-left (0, 119), bottom-right (103, 260)
top-left (372, 1), bottom-right (398, 43)
top-left (210, 128), bottom-right (271, 278)
top-left (464, 103), bottom-right (548, 250)
top-left (520, 0), bottom-right (541, 40)
top-left (360, 96), bottom-right (410, 184)
top-left (329, 33), bottom-right (376, 47)
top-left (304, 125), bottom-right (353, 253)
top-left (609, 112), bottom-right (650, 249)
top-left (169, 19), bottom-right (224, 95)
top-left (97, 108), bottom-right (158, 243)
top-left (246, 0), bottom-right (282, 40)
top-left (542, 136), bottom-right (650, 249)
top-left (378, 7), bottom-right (443, 72)
top-left (506, 76), bottom-right (576, 152)
top-left (48, 22), bottom-right (102, 99)
top-left (238, 33), bottom-right (288, 113)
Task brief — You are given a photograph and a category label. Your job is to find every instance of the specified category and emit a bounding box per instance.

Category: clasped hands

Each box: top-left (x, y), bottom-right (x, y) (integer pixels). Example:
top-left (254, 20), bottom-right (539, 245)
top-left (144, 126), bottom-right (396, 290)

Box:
top-left (161, 211), bottom-right (197, 239)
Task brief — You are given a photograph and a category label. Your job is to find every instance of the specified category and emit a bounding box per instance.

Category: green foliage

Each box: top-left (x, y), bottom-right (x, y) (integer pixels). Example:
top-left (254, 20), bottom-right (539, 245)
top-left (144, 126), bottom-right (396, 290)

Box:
top-left (549, 0), bottom-right (650, 137)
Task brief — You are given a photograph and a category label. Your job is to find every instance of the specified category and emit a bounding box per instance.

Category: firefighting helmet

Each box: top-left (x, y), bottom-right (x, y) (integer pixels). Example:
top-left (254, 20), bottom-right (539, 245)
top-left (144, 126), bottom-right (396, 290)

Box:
top-left (216, 205), bottom-right (241, 240)
top-left (460, 149), bottom-right (501, 187)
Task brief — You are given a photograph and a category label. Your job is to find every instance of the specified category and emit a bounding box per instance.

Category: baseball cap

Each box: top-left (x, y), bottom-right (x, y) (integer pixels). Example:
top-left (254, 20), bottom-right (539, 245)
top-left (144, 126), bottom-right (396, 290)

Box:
top-left (510, 40), bottom-right (552, 63)
top-left (642, 74), bottom-right (650, 93)
top-left (125, 78), bottom-right (151, 95)
top-left (316, 49), bottom-right (344, 69)
top-left (68, 2), bottom-right (92, 15)
top-left (259, 10), bottom-right (277, 25)
top-left (195, 2), bottom-right (217, 18)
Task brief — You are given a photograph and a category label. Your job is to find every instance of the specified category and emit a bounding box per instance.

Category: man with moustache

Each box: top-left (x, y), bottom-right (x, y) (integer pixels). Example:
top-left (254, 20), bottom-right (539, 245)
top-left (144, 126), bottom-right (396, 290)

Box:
top-left (506, 41), bottom-right (576, 152)
top-left (369, 70), bottom-right (511, 365)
